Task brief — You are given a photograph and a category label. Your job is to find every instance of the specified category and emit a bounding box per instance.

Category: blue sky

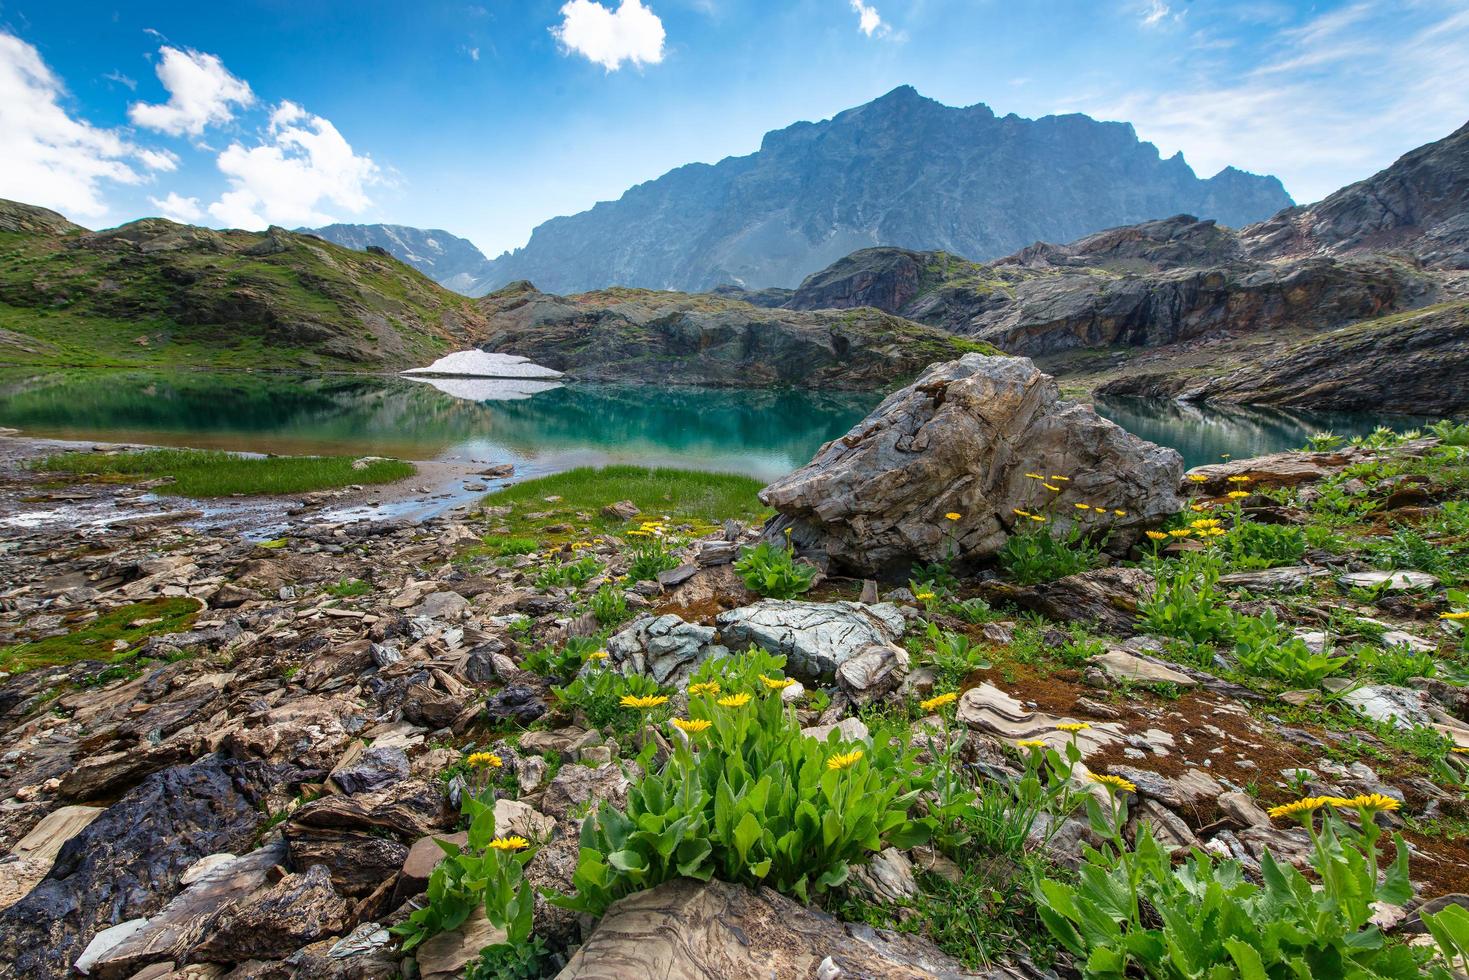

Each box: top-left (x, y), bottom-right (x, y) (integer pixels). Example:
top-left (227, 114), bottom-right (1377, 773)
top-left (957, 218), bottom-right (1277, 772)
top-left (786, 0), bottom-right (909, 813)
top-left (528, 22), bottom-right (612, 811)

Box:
top-left (2, 0), bottom-right (1467, 257)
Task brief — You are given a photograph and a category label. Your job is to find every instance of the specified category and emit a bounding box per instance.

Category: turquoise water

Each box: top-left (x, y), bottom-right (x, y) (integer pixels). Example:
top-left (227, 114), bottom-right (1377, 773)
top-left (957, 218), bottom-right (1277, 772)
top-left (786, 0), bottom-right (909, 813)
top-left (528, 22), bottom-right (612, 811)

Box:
top-left (0, 370), bottom-right (1433, 481)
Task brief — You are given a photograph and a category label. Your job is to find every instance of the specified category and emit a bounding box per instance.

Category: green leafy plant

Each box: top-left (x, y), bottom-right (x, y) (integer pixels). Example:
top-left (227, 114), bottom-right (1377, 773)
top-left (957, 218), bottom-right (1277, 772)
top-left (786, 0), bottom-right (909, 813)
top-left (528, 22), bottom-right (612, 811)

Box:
top-left (625, 532), bottom-right (681, 581)
top-left (685, 644), bottom-right (791, 693)
top-left (521, 635), bottom-right (604, 681)
top-left (920, 621), bottom-right (991, 689)
top-left (552, 665), bottom-right (666, 736)
top-left (1231, 608), bottom-right (1348, 687)
top-left (997, 524), bottom-right (1103, 585)
top-left (969, 736), bottom-right (1082, 857)
top-left (324, 577), bottom-right (372, 597)
top-left (1219, 520), bottom-right (1305, 570)
top-left (1355, 641), bottom-right (1438, 684)
top-left (588, 581), bottom-right (630, 626)
top-left (734, 539), bottom-right (818, 599)
top-left (1428, 419), bottom-right (1469, 447)
top-left (554, 662), bottom-right (931, 916)
top-left (1136, 556), bottom-right (1232, 645)
top-left (534, 554), bottom-right (603, 589)
top-left (464, 936), bottom-right (551, 980)
top-left (391, 796), bottom-right (536, 956)
top-left (1305, 431), bottom-right (1345, 451)
top-left (1033, 787), bottom-right (1438, 979)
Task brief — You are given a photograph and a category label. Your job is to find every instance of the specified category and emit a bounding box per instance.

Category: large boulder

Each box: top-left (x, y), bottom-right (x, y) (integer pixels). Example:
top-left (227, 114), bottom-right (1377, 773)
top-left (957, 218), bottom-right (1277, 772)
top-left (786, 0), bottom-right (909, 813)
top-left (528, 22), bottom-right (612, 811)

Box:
top-left (605, 614), bottom-right (729, 686)
top-left (556, 877), bottom-right (1027, 978)
top-left (715, 600), bottom-right (906, 683)
top-left (760, 355), bottom-right (1183, 577)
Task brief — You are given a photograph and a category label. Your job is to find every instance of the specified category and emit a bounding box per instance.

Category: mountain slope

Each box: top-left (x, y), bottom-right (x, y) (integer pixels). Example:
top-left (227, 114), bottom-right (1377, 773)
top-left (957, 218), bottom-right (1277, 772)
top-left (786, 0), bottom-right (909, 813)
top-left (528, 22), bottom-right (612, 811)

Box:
top-left (301, 223), bottom-right (494, 293)
top-left (476, 85), bottom-right (1291, 295)
top-left (0, 200), bottom-right (489, 371)
top-left (477, 281), bottom-right (998, 390)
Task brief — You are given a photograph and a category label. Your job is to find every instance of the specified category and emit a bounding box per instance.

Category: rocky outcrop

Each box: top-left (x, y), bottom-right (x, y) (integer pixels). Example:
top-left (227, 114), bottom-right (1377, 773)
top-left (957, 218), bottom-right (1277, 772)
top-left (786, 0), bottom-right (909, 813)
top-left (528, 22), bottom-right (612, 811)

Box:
top-left (715, 600), bottom-right (907, 684)
top-left (760, 355), bottom-right (1183, 577)
top-left (557, 876), bottom-right (1029, 978)
top-left (477, 282), bottom-right (994, 390)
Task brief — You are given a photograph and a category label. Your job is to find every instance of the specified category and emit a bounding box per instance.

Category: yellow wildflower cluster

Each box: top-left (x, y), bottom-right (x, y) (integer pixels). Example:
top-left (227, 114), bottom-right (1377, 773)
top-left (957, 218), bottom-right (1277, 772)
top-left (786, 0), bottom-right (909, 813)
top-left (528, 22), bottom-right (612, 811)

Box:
top-left (619, 694), bottom-right (669, 710)
top-left (919, 691), bottom-right (958, 712)
top-left (1226, 475), bottom-right (1252, 484)
top-left (1056, 722), bottom-right (1090, 732)
top-left (826, 749), bottom-right (864, 771)
top-left (1439, 611), bottom-right (1469, 621)
top-left (587, 649), bottom-right (610, 662)
top-left (759, 674), bottom-right (796, 691)
top-left (1267, 793), bottom-right (1403, 821)
top-left (488, 836), bottom-right (530, 851)
top-left (1016, 738), bottom-right (1047, 749)
top-left (914, 591), bottom-right (936, 602)
top-left (466, 752), bottom-right (502, 769)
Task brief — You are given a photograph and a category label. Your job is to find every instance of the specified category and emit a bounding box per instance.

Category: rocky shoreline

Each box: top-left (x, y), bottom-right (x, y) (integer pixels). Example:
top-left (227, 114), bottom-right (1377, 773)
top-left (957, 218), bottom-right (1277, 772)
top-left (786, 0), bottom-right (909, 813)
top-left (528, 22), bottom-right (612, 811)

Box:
top-left (1, 357), bottom-right (1467, 978)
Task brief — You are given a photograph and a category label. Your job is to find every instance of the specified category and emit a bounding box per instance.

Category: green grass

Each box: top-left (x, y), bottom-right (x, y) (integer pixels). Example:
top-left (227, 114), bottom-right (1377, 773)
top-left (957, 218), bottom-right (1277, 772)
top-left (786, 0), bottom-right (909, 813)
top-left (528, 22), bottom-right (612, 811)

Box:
top-left (479, 465), bottom-right (768, 540)
top-left (0, 597), bottom-right (200, 674)
top-left (36, 448), bottom-right (415, 497)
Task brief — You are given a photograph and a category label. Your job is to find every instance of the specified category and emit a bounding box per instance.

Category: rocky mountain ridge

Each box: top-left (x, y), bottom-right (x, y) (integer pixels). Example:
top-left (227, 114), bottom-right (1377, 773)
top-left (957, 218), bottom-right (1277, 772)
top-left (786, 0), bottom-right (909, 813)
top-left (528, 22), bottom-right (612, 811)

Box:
top-left (471, 86), bottom-right (1290, 294)
top-left (300, 223), bottom-right (495, 294)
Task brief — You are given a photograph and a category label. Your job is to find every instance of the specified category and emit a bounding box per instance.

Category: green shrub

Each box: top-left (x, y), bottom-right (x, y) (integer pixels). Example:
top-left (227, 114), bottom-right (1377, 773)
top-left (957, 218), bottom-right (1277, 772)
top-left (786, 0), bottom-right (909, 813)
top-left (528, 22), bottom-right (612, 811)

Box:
top-left (551, 667), bottom-right (666, 736)
top-left (685, 645), bottom-right (791, 694)
top-left (1231, 608), bottom-right (1348, 687)
top-left (1355, 641), bottom-right (1438, 685)
top-left (1428, 419), bottom-right (1469, 447)
top-left (920, 621), bottom-right (991, 689)
top-left (588, 582), bottom-right (630, 626)
top-left (734, 539), bottom-right (818, 599)
top-left (521, 635), bottom-right (604, 680)
top-left (1136, 556), bottom-right (1232, 645)
top-left (324, 578), bottom-right (371, 597)
top-left (1034, 788), bottom-right (1443, 979)
top-left (534, 555), bottom-right (602, 589)
top-left (625, 533), bottom-right (681, 581)
top-left (997, 525), bottom-right (1103, 585)
top-left (492, 537), bottom-right (539, 557)
top-left (1219, 521), bottom-right (1305, 570)
top-left (554, 668), bottom-right (931, 916)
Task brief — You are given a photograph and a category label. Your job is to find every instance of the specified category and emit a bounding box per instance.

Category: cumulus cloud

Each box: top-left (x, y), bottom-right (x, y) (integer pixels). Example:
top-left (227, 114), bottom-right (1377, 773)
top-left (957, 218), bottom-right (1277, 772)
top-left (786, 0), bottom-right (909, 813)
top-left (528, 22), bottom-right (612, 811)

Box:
top-left (129, 45), bottom-right (254, 136)
top-left (136, 148), bottom-right (179, 172)
top-left (851, 0), bottom-right (886, 37)
top-left (0, 32), bottom-right (144, 219)
top-left (207, 101), bottom-right (380, 228)
top-left (552, 0), bottom-right (665, 71)
top-left (150, 191), bottom-right (204, 222)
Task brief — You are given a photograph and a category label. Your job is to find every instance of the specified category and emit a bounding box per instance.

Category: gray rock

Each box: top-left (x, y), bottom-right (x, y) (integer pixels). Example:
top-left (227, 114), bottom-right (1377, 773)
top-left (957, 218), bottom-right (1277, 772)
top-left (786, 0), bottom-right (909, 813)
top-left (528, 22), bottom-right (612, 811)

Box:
top-left (1090, 650), bottom-right (1196, 688)
top-left (979, 567), bottom-right (1155, 634)
top-left (1218, 565), bottom-right (1322, 592)
top-left (410, 591), bottom-right (470, 621)
top-left (605, 614), bottom-right (728, 686)
top-left (191, 864), bottom-right (348, 962)
top-left (759, 355), bottom-right (1183, 576)
top-left (330, 746), bottom-right (410, 795)
top-left (716, 600), bottom-right (906, 682)
top-left (1338, 570), bottom-right (1439, 592)
top-left (836, 643), bottom-right (910, 702)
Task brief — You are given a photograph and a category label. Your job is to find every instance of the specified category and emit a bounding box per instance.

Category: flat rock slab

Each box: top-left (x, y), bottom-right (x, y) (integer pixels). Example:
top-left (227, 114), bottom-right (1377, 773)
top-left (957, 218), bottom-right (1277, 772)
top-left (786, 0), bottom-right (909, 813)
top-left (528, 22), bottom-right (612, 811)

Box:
top-left (715, 600), bottom-right (906, 682)
top-left (979, 567), bottom-right (1154, 634)
top-left (556, 877), bottom-right (1023, 979)
top-left (606, 614), bottom-right (727, 686)
top-left (957, 682), bottom-right (1123, 757)
top-left (1090, 650), bottom-right (1196, 687)
top-left (1218, 565), bottom-right (1323, 592)
top-left (1339, 570), bottom-right (1439, 591)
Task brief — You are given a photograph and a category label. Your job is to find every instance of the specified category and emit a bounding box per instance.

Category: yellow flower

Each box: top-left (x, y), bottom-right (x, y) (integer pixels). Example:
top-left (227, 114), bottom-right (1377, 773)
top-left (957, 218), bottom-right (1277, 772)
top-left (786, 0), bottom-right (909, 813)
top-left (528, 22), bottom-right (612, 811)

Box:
top-left (1190, 503), bottom-right (1210, 512)
top-left (1030, 515), bottom-right (1047, 523)
top-left (587, 650), bottom-right (610, 661)
top-left (620, 694), bottom-right (669, 710)
top-left (1190, 518), bottom-right (1221, 529)
top-left (1226, 475), bottom-right (1251, 484)
top-left (1202, 527), bottom-right (1227, 537)
top-left (1051, 476), bottom-right (1070, 482)
top-left (1168, 529), bottom-right (1193, 538)
top-left (919, 692), bottom-right (958, 712)
top-left (760, 674), bottom-right (796, 691)
top-left (1025, 472), bottom-right (1045, 480)
top-left (488, 836), bottom-right (530, 851)
top-left (945, 512), bottom-right (962, 521)
top-left (1452, 747), bottom-right (1469, 754)
top-left (1013, 508), bottom-right (1033, 518)
top-left (1227, 490), bottom-right (1250, 500)
top-left (827, 749), bottom-right (864, 771)
top-left (717, 692), bottom-right (752, 708)
top-left (1146, 530), bottom-right (1169, 541)
top-left (1074, 502), bottom-right (1091, 510)
top-left (688, 681), bottom-right (721, 697)
top-left (1221, 453), bottom-right (1232, 459)
top-left (1267, 797), bottom-right (1326, 821)
top-left (1343, 793), bottom-right (1401, 814)
top-left (1440, 611), bottom-right (1469, 621)
top-left (1056, 722), bottom-right (1090, 732)
top-left (1113, 509), bottom-right (1127, 517)
top-left (1016, 738), bottom-right (1046, 749)
top-left (915, 591), bottom-right (936, 601)
top-left (466, 752), bottom-right (503, 769)
top-left (1089, 773), bottom-right (1137, 795)
top-left (1187, 474), bottom-right (1208, 483)
top-left (1044, 483), bottom-right (1061, 492)
top-left (671, 717), bottom-right (712, 734)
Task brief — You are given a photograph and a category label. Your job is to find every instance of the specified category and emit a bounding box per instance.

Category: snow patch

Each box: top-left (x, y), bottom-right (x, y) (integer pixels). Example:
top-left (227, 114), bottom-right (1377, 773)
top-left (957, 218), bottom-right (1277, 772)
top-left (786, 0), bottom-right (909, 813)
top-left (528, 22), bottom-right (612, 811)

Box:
top-left (402, 350), bottom-right (562, 379)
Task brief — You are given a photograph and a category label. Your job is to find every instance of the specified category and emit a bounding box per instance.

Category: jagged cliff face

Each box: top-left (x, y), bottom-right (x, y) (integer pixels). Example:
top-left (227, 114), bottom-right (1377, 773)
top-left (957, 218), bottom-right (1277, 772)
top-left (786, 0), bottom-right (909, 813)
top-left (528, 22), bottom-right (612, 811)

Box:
top-left (300, 223), bottom-right (494, 293)
top-left (0, 200), bottom-right (489, 370)
top-left (475, 86), bottom-right (1291, 295)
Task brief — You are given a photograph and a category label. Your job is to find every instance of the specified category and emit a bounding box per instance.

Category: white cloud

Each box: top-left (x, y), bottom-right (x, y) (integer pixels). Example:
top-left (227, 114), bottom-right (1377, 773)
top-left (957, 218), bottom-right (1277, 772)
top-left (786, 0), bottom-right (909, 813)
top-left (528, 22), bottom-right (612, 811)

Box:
top-left (1076, 1), bottom-right (1469, 205)
top-left (129, 45), bottom-right (254, 136)
top-left (150, 191), bottom-right (203, 222)
top-left (1141, 0), bottom-right (1171, 27)
top-left (0, 32), bottom-right (144, 219)
top-left (207, 100), bottom-right (380, 228)
top-left (469, 46), bottom-right (480, 61)
top-left (851, 0), bottom-right (886, 37)
top-left (136, 148), bottom-right (179, 172)
top-left (552, 0), bottom-right (665, 71)
top-left (104, 70), bottom-right (137, 90)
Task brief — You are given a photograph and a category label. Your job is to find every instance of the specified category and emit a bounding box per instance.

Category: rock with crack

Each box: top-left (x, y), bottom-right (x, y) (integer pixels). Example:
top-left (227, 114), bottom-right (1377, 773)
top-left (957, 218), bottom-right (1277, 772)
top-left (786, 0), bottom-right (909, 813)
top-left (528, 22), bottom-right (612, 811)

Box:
top-left (1331, 682), bottom-right (1469, 747)
top-left (1338, 570), bottom-right (1439, 592)
top-left (557, 877), bottom-right (1028, 978)
top-left (759, 355), bottom-right (1183, 577)
top-left (715, 600), bottom-right (906, 683)
top-left (836, 643), bottom-right (910, 703)
top-left (1089, 650), bottom-right (1196, 688)
top-left (191, 863), bottom-right (349, 962)
top-left (0, 804), bottom-right (104, 912)
top-left (1218, 565), bottom-right (1324, 593)
top-left (957, 682), bottom-right (1124, 756)
top-left (978, 567), bottom-right (1154, 634)
top-left (605, 614), bottom-right (729, 686)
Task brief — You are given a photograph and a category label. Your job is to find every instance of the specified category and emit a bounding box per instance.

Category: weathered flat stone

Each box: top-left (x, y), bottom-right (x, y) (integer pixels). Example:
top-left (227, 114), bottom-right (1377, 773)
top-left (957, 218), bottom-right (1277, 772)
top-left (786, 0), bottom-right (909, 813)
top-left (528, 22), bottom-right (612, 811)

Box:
top-left (956, 682), bottom-right (1123, 757)
top-left (1339, 570), bottom-right (1438, 591)
top-left (716, 600), bottom-right (905, 682)
top-left (1090, 650), bottom-right (1196, 687)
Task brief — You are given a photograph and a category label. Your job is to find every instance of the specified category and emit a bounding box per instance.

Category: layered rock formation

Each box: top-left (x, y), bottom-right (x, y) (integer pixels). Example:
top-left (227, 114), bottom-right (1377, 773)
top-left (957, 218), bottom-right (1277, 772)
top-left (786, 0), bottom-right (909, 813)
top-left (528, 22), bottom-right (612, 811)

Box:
top-left (474, 86), bottom-right (1289, 294)
top-left (476, 281), bottom-right (997, 390)
top-left (301, 222), bottom-right (495, 294)
top-left (760, 354), bottom-right (1183, 576)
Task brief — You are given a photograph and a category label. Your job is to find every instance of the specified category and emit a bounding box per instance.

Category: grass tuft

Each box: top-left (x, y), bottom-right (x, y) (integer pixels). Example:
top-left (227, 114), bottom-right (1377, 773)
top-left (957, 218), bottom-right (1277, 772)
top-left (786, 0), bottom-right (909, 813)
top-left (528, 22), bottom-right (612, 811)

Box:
top-left (36, 448), bottom-right (414, 497)
top-left (0, 597), bottom-right (201, 674)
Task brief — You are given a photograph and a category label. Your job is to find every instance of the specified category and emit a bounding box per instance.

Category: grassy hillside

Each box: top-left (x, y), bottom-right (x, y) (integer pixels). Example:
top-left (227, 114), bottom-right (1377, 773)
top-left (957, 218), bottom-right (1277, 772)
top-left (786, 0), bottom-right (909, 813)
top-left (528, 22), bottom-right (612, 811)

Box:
top-left (0, 200), bottom-right (489, 371)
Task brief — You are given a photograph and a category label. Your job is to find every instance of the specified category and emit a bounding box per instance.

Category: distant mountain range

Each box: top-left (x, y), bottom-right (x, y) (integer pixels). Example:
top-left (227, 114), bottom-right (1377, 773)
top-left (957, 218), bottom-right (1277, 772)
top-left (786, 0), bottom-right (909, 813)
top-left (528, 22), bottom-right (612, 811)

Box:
top-left (308, 86), bottom-right (1292, 296)
top-left (300, 223), bottom-right (494, 294)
